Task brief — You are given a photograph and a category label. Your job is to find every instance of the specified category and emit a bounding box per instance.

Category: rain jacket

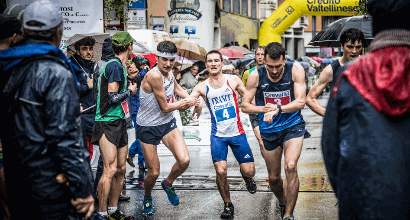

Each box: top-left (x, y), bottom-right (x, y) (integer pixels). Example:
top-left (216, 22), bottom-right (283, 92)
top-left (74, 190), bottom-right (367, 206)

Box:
top-left (70, 53), bottom-right (95, 135)
top-left (0, 39), bottom-right (94, 217)
top-left (322, 29), bottom-right (410, 219)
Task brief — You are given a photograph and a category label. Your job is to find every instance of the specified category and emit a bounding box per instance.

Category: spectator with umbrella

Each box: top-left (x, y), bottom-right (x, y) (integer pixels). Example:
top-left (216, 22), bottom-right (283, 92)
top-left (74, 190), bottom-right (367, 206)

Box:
top-left (69, 36), bottom-right (97, 161)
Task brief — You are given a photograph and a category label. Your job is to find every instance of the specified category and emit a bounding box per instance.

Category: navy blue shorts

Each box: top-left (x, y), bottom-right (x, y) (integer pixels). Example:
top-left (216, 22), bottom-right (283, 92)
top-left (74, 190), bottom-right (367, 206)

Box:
top-left (210, 134), bottom-right (254, 164)
top-left (137, 118), bottom-right (177, 145)
top-left (261, 122), bottom-right (310, 151)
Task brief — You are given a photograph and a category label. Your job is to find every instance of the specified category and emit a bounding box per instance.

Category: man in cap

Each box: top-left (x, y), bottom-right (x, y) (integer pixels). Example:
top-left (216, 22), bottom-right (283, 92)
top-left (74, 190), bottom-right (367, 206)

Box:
top-left (136, 41), bottom-right (199, 215)
top-left (306, 28), bottom-right (364, 116)
top-left (91, 31), bottom-right (138, 219)
top-left (322, 0), bottom-right (410, 219)
top-left (0, 14), bottom-right (23, 50)
top-left (0, 0), bottom-right (95, 219)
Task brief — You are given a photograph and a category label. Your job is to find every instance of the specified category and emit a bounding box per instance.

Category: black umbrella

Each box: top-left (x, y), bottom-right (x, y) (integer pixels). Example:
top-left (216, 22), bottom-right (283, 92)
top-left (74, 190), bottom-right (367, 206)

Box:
top-left (309, 15), bottom-right (373, 47)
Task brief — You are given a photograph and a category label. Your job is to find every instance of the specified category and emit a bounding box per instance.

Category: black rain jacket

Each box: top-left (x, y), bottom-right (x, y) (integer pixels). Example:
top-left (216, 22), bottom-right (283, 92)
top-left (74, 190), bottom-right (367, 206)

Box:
top-left (0, 39), bottom-right (94, 217)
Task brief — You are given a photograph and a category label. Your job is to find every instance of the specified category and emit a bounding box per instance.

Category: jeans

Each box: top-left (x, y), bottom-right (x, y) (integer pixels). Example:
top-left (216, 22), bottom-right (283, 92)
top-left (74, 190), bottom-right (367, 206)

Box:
top-left (129, 114), bottom-right (145, 167)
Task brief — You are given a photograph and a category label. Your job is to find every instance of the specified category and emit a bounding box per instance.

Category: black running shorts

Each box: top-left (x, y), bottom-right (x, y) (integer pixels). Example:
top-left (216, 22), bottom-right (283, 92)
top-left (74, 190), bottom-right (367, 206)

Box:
top-left (260, 122), bottom-right (310, 151)
top-left (91, 119), bottom-right (128, 148)
top-left (137, 118), bottom-right (177, 145)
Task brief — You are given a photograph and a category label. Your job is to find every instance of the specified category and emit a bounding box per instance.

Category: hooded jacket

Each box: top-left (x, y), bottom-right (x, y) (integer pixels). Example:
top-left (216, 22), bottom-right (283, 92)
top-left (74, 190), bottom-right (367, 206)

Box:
top-left (0, 39), bottom-right (94, 216)
top-left (70, 53), bottom-right (95, 135)
top-left (322, 29), bottom-right (410, 219)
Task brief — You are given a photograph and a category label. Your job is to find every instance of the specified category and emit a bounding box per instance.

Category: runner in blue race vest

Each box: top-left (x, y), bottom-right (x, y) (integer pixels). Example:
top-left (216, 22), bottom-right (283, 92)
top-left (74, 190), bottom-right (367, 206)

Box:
top-left (242, 42), bottom-right (309, 220)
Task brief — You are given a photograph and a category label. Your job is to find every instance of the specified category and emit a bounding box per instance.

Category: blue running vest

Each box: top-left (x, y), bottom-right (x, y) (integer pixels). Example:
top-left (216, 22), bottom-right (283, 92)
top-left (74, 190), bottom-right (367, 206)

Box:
top-left (255, 62), bottom-right (304, 133)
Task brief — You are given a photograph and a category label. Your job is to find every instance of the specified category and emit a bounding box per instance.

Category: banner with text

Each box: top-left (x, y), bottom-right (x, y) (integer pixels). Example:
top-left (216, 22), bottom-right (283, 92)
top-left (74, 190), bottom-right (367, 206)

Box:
top-left (8, 0), bottom-right (104, 48)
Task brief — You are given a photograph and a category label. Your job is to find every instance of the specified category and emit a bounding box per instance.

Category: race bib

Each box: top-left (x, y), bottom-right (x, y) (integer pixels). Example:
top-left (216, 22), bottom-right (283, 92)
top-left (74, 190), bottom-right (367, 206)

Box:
top-left (264, 90), bottom-right (291, 106)
top-left (121, 101), bottom-right (130, 119)
top-left (214, 106), bottom-right (236, 122)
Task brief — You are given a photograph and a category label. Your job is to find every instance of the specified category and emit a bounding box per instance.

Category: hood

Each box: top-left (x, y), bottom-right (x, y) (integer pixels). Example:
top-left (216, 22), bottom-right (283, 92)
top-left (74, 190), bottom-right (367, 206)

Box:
top-left (338, 46), bottom-right (410, 117)
top-left (101, 37), bottom-right (115, 62)
top-left (0, 39), bottom-right (81, 94)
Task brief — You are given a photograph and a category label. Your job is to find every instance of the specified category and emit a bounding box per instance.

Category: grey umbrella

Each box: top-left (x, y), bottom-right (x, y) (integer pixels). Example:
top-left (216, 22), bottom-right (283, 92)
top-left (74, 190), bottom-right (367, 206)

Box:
top-left (309, 15), bottom-right (373, 48)
top-left (66, 33), bottom-right (110, 62)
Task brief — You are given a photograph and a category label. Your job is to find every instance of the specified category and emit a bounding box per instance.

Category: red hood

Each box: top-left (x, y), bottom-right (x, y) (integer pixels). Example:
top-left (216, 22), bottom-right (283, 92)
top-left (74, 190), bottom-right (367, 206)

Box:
top-left (339, 46), bottom-right (410, 116)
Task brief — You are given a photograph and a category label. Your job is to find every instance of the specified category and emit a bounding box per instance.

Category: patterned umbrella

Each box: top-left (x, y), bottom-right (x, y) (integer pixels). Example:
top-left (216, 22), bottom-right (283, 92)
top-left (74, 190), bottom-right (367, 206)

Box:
top-left (216, 48), bottom-right (244, 60)
top-left (66, 33), bottom-right (110, 62)
top-left (310, 57), bottom-right (323, 63)
top-left (172, 39), bottom-right (207, 62)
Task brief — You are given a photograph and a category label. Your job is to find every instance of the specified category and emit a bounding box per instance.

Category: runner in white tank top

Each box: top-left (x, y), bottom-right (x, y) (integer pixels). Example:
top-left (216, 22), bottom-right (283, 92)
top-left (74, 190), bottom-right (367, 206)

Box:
top-left (190, 51), bottom-right (256, 219)
top-left (136, 41), bottom-right (200, 215)
top-left (205, 75), bottom-right (244, 137)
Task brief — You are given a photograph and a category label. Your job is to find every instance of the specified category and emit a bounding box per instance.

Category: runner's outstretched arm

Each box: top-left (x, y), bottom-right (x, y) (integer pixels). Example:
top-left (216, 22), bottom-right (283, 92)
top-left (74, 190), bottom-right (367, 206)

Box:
top-left (149, 70), bottom-right (199, 113)
top-left (190, 82), bottom-right (206, 118)
top-left (241, 69), bottom-right (277, 114)
top-left (306, 64), bottom-right (333, 116)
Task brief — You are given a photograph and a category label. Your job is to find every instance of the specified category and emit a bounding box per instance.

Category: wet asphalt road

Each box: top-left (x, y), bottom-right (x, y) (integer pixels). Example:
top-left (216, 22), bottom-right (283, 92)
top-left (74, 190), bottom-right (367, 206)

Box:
top-left (95, 93), bottom-right (338, 219)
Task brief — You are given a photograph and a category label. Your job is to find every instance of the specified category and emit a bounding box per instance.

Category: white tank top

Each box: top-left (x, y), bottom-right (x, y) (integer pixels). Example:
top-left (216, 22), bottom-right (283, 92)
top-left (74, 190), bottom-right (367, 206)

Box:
top-left (137, 67), bottom-right (175, 126)
top-left (205, 75), bottom-right (244, 137)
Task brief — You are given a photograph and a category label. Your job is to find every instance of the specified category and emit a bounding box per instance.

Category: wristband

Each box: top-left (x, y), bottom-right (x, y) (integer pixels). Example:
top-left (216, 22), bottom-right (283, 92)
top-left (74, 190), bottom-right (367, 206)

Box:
top-left (277, 104), bottom-right (282, 114)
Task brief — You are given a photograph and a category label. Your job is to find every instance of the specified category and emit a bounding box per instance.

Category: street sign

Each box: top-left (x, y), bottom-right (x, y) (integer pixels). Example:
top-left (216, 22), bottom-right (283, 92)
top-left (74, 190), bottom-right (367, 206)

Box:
top-left (170, 25), bottom-right (179, 34)
top-left (128, 0), bottom-right (146, 9)
top-left (185, 26), bottom-right (196, 35)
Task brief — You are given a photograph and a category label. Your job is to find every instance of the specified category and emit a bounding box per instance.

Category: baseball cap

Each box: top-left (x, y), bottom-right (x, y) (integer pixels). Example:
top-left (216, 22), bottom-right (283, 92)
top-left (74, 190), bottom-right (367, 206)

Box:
top-left (23, 0), bottom-right (63, 31)
top-left (0, 14), bottom-right (22, 40)
top-left (112, 31), bottom-right (136, 47)
top-left (3, 4), bottom-right (26, 21)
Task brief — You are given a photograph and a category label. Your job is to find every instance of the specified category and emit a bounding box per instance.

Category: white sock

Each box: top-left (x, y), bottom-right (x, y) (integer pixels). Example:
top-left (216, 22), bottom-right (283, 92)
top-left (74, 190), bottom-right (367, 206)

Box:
top-left (108, 207), bottom-right (117, 215)
top-left (99, 212), bottom-right (108, 217)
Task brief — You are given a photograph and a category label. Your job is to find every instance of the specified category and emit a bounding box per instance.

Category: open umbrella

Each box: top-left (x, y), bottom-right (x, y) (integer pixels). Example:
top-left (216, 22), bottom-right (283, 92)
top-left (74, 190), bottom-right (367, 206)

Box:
top-left (172, 39), bottom-right (207, 62)
top-left (134, 52), bottom-right (157, 68)
top-left (227, 46), bottom-right (252, 55)
top-left (308, 15), bottom-right (373, 47)
top-left (66, 33), bottom-right (110, 62)
top-left (216, 48), bottom-right (244, 60)
top-left (310, 57), bottom-right (323, 63)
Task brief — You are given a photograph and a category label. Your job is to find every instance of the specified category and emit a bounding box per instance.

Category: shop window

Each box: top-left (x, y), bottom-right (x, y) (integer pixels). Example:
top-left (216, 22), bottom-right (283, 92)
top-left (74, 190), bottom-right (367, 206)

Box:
top-left (223, 0), bottom-right (231, 11)
top-left (233, 0), bottom-right (240, 14)
top-left (251, 0), bottom-right (256, 18)
top-left (241, 0), bottom-right (248, 16)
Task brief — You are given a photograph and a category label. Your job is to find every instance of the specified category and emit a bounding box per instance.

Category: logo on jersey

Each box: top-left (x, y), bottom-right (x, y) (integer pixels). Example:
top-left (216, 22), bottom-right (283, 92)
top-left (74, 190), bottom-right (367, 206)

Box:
top-left (166, 94), bottom-right (175, 103)
top-left (264, 90), bottom-right (291, 106)
top-left (244, 154), bottom-right (251, 159)
top-left (225, 88), bottom-right (230, 92)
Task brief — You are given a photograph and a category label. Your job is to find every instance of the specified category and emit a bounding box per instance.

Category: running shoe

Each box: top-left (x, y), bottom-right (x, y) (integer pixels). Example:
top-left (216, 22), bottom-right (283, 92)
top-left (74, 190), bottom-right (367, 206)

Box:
top-left (283, 215), bottom-right (294, 220)
top-left (108, 210), bottom-right (133, 220)
top-left (220, 203), bottom-right (234, 219)
top-left (127, 153), bottom-right (136, 168)
top-left (279, 203), bottom-right (286, 219)
top-left (241, 173), bottom-right (257, 194)
top-left (161, 180), bottom-right (179, 206)
top-left (142, 197), bottom-right (154, 216)
top-left (119, 194), bottom-right (130, 201)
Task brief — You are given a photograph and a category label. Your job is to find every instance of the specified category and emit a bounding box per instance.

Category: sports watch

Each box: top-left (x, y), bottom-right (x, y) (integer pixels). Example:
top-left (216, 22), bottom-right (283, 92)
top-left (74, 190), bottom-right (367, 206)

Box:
top-left (277, 104), bottom-right (282, 114)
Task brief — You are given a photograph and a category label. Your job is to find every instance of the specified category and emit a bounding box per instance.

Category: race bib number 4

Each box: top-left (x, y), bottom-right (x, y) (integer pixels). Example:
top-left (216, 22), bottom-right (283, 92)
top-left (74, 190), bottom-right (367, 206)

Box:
top-left (264, 90), bottom-right (291, 106)
top-left (215, 106), bottom-right (236, 122)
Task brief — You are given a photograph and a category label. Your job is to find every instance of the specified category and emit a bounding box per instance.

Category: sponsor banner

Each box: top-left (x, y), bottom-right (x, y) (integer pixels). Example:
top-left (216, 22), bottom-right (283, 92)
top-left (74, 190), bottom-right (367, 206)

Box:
top-left (165, 0), bottom-right (216, 52)
top-left (9, 0), bottom-right (104, 48)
